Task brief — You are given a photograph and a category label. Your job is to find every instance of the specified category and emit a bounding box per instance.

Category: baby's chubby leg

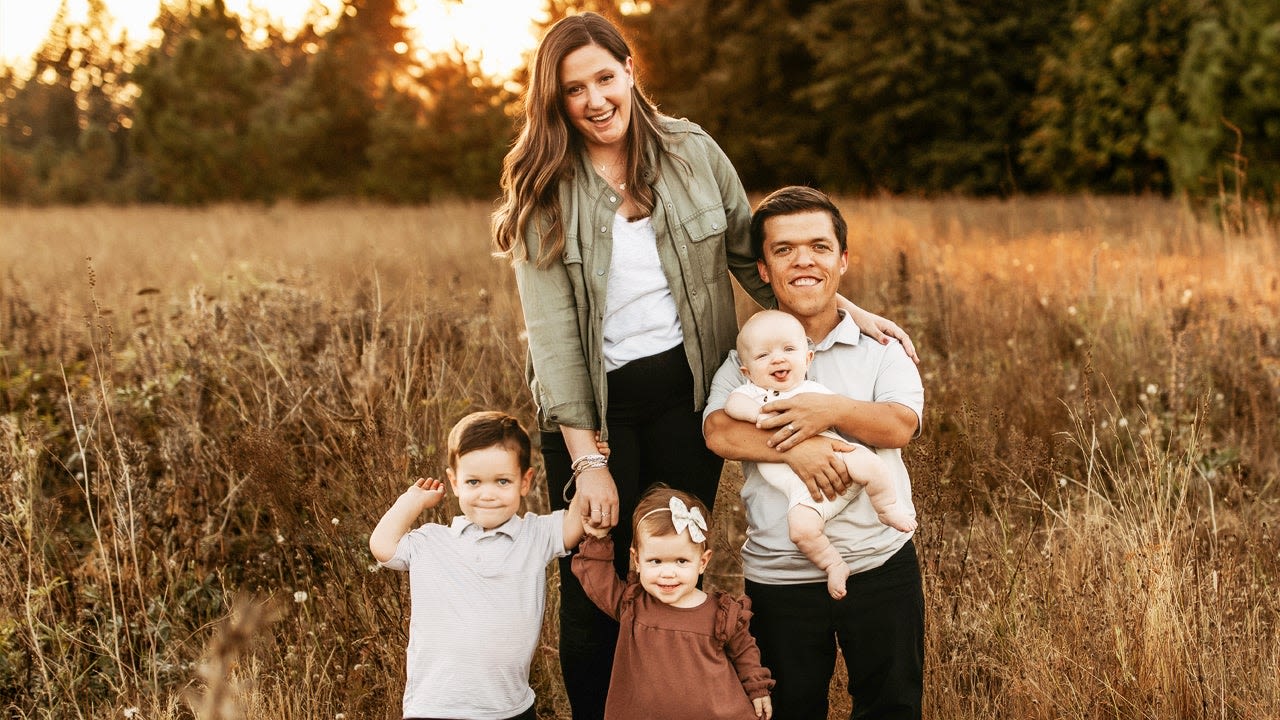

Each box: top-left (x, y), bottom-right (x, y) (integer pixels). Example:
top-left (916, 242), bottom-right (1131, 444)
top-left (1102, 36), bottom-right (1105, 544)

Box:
top-left (788, 505), bottom-right (851, 600)
top-left (843, 447), bottom-right (917, 533)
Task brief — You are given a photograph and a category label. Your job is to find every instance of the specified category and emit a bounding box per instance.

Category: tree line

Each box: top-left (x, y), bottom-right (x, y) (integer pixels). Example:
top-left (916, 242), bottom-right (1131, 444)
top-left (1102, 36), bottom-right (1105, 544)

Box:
top-left (1, 0), bottom-right (1277, 206)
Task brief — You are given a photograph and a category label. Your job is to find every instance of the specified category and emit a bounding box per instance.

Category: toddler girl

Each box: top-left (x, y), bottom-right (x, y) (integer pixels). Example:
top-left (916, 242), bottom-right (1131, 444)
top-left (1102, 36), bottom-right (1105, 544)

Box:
top-left (571, 485), bottom-right (774, 719)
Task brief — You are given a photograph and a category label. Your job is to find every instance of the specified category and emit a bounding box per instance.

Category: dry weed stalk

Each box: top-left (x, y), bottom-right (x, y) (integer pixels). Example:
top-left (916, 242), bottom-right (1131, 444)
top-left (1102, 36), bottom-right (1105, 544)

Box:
top-left (183, 597), bottom-right (278, 720)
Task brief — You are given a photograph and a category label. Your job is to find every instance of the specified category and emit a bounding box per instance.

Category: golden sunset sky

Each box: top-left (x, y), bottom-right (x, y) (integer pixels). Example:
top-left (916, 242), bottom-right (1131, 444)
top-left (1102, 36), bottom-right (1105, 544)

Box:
top-left (0, 0), bottom-right (545, 77)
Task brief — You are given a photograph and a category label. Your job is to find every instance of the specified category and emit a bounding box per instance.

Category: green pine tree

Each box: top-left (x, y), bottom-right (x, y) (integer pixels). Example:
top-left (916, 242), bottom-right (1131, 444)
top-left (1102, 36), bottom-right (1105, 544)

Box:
top-left (1147, 0), bottom-right (1280, 205)
top-left (1022, 0), bottom-right (1209, 193)
top-left (131, 0), bottom-right (277, 202)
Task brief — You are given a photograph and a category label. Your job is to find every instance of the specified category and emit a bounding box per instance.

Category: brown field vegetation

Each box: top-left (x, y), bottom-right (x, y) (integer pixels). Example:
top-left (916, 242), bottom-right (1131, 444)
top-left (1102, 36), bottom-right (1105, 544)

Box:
top-left (1, 197), bottom-right (1277, 719)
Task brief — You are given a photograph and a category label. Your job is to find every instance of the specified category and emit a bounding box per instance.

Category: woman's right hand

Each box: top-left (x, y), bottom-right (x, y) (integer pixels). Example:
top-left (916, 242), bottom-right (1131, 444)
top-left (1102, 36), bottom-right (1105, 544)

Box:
top-left (575, 466), bottom-right (620, 530)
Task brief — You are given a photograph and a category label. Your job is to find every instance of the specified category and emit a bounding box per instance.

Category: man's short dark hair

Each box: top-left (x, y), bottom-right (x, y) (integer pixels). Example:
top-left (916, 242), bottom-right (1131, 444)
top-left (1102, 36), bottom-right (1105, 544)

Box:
top-left (749, 185), bottom-right (848, 260)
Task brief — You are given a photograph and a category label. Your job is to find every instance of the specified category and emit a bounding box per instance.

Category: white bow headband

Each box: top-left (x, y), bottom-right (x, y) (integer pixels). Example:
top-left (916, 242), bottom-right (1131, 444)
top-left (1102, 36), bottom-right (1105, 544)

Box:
top-left (639, 496), bottom-right (707, 543)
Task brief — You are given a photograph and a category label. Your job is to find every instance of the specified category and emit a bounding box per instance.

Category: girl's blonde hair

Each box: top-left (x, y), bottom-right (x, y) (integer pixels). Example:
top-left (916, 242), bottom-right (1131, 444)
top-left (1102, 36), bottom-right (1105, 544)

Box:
top-left (492, 12), bottom-right (665, 268)
top-left (631, 484), bottom-right (711, 550)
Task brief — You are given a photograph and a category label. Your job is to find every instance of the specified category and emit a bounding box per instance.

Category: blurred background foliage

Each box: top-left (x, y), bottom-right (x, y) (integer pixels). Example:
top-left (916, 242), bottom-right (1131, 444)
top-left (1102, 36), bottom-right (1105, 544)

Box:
top-left (1, 0), bottom-right (1278, 208)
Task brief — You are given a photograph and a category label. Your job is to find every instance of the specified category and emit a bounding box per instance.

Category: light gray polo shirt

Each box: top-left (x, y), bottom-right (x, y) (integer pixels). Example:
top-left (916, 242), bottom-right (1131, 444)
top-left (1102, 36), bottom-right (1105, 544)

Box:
top-left (382, 511), bottom-right (567, 719)
top-left (705, 311), bottom-right (924, 583)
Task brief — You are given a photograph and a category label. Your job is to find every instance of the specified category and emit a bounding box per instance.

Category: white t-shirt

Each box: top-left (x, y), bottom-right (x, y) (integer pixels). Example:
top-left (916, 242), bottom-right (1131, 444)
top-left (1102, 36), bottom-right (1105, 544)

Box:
top-left (382, 511), bottom-right (567, 719)
top-left (602, 214), bottom-right (683, 370)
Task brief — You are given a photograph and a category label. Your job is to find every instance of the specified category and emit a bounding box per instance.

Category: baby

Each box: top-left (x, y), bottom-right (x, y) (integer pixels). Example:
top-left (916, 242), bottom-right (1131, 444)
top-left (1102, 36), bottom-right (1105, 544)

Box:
top-left (725, 310), bottom-right (916, 599)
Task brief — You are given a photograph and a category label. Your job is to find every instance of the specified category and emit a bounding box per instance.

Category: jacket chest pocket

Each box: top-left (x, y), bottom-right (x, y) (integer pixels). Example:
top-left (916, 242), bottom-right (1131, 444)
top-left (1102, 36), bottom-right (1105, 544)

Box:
top-left (681, 205), bottom-right (729, 285)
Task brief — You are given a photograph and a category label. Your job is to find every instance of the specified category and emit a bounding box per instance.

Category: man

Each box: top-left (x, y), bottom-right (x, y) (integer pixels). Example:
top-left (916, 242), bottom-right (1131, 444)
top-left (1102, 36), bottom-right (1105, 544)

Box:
top-left (703, 186), bottom-right (925, 719)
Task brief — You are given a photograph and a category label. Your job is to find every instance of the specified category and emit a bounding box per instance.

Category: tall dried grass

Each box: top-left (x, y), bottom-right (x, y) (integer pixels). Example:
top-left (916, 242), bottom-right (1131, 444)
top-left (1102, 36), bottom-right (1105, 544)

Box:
top-left (1, 196), bottom-right (1276, 719)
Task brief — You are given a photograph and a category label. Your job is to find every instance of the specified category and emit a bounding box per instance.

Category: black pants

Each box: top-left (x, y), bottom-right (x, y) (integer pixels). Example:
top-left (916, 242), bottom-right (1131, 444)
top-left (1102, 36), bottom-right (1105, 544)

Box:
top-left (746, 540), bottom-right (924, 720)
top-left (543, 344), bottom-right (724, 720)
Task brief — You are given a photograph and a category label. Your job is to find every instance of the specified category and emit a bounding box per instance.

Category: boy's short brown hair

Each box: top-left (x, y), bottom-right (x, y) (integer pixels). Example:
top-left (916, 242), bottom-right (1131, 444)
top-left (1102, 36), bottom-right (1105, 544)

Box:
top-left (447, 411), bottom-right (532, 472)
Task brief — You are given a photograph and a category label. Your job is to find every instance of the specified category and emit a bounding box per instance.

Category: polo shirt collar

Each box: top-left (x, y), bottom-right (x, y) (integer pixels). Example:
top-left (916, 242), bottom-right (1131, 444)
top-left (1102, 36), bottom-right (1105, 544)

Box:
top-left (449, 513), bottom-right (523, 539)
top-left (811, 309), bottom-right (864, 353)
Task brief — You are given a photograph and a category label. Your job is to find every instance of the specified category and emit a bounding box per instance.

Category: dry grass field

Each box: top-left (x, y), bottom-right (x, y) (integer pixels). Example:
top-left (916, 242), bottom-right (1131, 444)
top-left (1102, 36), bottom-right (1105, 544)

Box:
top-left (2, 197), bottom-right (1277, 719)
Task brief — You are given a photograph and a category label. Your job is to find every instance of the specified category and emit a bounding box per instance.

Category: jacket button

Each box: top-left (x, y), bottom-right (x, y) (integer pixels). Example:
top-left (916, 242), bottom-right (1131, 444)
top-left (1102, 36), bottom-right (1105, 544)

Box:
top-left (597, 269), bottom-right (605, 276)
top-left (609, 196), bottom-right (617, 203)
top-left (600, 226), bottom-right (607, 233)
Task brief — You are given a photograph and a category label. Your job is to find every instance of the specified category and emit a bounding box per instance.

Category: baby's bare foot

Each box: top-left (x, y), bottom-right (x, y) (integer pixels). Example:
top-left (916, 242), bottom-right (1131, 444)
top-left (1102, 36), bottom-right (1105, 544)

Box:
top-left (879, 507), bottom-right (917, 533)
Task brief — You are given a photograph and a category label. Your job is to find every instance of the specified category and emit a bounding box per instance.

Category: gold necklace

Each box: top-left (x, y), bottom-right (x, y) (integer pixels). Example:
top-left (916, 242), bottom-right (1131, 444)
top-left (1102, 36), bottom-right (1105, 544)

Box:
top-left (594, 160), bottom-right (627, 191)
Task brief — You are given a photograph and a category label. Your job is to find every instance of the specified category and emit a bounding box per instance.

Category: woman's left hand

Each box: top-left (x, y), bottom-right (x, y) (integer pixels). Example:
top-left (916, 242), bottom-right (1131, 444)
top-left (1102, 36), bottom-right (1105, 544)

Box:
top-left (839, 296), bottom-right (918, 363)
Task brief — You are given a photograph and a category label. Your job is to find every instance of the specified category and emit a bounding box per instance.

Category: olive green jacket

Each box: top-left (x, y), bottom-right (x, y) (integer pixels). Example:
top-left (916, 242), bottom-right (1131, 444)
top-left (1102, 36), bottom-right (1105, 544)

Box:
top-left (513, 117), bottom-right (773, 438)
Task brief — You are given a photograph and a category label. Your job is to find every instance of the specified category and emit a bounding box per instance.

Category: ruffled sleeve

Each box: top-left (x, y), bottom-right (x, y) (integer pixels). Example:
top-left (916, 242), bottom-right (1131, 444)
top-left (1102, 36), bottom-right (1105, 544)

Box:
top-left (714, 592), bottom-right (775, 700)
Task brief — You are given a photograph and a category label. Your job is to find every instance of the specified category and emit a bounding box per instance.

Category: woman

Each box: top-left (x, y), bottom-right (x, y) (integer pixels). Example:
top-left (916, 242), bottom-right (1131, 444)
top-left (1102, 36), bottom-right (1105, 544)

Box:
top-left (492, 12), bottom-right (910, 719)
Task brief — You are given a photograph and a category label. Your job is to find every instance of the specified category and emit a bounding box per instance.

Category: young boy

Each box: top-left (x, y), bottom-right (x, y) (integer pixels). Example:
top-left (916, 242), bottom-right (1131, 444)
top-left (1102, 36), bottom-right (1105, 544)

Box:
top-left (370, 410), bottom-right (588, 720)
top-left (724, 310), bottom-right (916, 599)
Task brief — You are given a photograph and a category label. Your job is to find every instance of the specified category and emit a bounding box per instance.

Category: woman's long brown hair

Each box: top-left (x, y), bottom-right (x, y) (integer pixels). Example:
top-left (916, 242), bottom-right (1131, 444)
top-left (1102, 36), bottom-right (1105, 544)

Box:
top-left (492, 12), bottom-right (666, 268)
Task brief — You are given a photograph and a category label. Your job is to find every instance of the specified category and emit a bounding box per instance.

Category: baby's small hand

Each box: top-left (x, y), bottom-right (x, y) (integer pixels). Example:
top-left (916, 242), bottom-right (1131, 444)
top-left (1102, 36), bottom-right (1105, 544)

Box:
top-left (594, 432), bottom-right (611, 459)
top-left (755, 410), bottom-right (781, 427)
top-left (753, 695), bottom-right (772, 719)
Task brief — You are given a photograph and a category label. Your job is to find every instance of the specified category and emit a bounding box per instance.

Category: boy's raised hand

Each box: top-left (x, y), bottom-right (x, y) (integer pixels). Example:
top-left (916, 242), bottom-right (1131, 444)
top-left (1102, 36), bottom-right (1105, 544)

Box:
top-left (370, 477), bottom-right (446, 563)
top-left (406, 477), bottom-right (446, 508)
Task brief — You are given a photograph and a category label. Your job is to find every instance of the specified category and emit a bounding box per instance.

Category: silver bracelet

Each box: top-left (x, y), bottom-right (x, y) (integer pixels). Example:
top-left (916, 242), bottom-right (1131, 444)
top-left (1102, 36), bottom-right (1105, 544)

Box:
top-left (563, 453), bottom-right (609, 502)
top-left (571, 453), bottom-right (608, 475)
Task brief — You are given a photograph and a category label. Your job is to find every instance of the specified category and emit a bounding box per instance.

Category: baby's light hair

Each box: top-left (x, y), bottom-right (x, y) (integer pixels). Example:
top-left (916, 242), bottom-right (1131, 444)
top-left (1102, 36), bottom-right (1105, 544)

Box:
top-left (736, 309), bottom-right (808, 359)
top-left (631, 484), bottom-right (711, 550)
top-left (446, 411), bottom-right (532, 472)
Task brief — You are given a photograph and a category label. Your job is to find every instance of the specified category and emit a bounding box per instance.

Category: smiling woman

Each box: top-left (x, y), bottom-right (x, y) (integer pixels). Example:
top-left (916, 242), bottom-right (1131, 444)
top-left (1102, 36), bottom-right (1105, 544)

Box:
top-left (0, 0), bottom-right (543, 77)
